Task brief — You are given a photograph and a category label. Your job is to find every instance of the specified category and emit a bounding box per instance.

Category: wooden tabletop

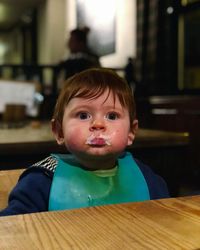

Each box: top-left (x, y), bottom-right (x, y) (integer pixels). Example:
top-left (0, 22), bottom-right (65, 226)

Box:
top-left (0, 195), bottom-right (199, 249)
top-left (0, 121), bottom-right (189, 154)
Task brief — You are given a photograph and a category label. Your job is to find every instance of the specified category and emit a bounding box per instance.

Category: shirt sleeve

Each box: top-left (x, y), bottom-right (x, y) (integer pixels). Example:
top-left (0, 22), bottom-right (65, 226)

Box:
top-left (135, 159), bottom-right (170, 199)
top-left (0, 169), bottom-right (52, 217)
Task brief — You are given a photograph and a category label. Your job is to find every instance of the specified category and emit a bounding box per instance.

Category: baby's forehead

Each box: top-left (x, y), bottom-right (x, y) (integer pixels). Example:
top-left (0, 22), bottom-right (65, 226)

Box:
top-left (74, 88), bottom-right (119, 100)
top-left (67, 92), bottom-right (124, 110)
top-left (72, 91), bottom-right (119, 104)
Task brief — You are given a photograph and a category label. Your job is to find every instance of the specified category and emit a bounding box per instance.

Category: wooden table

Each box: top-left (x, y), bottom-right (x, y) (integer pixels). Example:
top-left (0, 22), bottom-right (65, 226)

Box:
top-left (0, 195), bottom-right (199, 249)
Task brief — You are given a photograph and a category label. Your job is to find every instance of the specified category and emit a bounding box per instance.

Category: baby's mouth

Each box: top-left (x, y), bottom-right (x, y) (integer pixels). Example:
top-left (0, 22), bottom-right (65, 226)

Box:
top-left (85, 134), bottom-right (111, 146)
top-left (89, 137), bottom-right (107, 146)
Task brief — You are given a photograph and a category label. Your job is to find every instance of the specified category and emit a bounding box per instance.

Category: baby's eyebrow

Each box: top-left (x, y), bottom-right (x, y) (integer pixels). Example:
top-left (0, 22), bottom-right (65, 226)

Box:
top-left (68, 105), bottom-right (92, 114)
top-left (71, 105), bottom-right (91, 110)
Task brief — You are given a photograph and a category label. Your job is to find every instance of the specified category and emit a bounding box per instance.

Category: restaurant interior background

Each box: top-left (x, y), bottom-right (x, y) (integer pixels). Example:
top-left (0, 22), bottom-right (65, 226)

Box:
top-left (0, 0), bottom-right (200, 196)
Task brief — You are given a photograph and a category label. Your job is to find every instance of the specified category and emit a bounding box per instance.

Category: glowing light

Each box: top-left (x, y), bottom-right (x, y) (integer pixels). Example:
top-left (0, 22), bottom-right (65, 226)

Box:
top-left (166, 6), bottom-right (174, 14)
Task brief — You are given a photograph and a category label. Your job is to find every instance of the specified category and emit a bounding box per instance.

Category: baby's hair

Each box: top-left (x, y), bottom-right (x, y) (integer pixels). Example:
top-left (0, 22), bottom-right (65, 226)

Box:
top-left (53, 68), bottom-right (136, 124)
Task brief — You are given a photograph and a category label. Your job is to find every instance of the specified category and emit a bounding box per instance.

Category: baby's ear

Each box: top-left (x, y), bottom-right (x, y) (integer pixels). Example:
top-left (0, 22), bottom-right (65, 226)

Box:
top-left (127, 119), bottom-right (138, 146)
top-left (51, 119), bottom-right (65, 145)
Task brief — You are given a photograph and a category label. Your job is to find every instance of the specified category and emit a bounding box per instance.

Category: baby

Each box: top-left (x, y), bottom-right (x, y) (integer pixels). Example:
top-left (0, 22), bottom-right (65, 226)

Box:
top-left (0, 68), bottom-right (169, 216)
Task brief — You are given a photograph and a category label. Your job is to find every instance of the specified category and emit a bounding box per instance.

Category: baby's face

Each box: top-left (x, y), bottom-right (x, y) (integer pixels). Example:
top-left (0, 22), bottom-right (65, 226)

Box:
top-left (57, 90), bottom-right (137, 162)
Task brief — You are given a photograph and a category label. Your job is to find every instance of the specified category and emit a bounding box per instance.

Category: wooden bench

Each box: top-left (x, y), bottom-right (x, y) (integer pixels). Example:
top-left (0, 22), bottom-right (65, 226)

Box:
top-left (0, 169), bottom-right (24, 210)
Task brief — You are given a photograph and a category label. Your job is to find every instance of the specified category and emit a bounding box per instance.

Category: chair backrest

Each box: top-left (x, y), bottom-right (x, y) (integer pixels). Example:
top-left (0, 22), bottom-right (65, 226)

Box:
top-left (0, 169), bottom-right (24, 210)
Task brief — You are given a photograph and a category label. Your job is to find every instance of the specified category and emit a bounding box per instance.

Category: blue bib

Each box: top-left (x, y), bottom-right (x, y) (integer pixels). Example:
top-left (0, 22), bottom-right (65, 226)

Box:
top-left (48, 152), bottom-right (150, 211)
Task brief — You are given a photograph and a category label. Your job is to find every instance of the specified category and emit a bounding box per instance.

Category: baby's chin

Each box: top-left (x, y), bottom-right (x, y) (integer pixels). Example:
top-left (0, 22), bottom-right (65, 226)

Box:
top-left (74, 147), bottom-right (122, 160)
top-left (67, 142), bottom-right (124, 159)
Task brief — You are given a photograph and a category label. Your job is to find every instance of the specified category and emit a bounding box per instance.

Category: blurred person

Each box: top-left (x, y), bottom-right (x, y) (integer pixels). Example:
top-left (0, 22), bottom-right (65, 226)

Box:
top-left (57, 27), bottom-right (101, 81)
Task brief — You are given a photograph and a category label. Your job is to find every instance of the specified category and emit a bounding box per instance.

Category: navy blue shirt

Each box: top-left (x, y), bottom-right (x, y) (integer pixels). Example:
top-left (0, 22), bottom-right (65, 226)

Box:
top-left (0, 155), bottom-right (169, 216)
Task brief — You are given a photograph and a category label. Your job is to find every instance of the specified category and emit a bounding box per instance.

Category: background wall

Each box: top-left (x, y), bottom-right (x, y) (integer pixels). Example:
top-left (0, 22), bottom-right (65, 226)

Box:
top-left (37, 0), bottom-right (66, 64)
top-left (100, 0), bottom-right (136, 68)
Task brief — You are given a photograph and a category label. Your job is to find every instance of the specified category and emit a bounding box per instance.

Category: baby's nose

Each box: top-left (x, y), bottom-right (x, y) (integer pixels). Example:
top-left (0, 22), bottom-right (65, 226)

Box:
top-left (89, 120), bottom-right (106, 131)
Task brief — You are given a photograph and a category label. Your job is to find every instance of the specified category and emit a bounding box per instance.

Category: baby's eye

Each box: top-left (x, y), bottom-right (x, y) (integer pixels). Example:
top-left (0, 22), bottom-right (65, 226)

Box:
top-left (105, 112), bottom-right (119, 120)
top-left (77, 112), bottom-right (91, 120)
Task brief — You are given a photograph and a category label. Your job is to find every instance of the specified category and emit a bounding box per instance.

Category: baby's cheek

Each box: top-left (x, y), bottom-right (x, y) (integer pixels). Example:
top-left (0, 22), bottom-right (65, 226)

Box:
top-left (112, 131), bottom-right (129, 148)
top-left (65, 131), bottom-right (85, 150)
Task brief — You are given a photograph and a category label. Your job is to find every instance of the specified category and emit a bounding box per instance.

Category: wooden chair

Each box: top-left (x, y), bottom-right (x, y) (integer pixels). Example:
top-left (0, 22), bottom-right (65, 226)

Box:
top-left (0, 169), bottom-right (24, 210)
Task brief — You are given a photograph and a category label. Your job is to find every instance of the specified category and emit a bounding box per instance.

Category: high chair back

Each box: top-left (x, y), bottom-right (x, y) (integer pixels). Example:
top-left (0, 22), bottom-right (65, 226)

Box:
top-left (0, 169), bottom-right (24, 210)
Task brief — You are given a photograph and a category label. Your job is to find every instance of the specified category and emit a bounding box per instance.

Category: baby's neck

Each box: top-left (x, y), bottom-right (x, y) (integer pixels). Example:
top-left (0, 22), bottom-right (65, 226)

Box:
top-left (75, 156), bottom-right (117, 171)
